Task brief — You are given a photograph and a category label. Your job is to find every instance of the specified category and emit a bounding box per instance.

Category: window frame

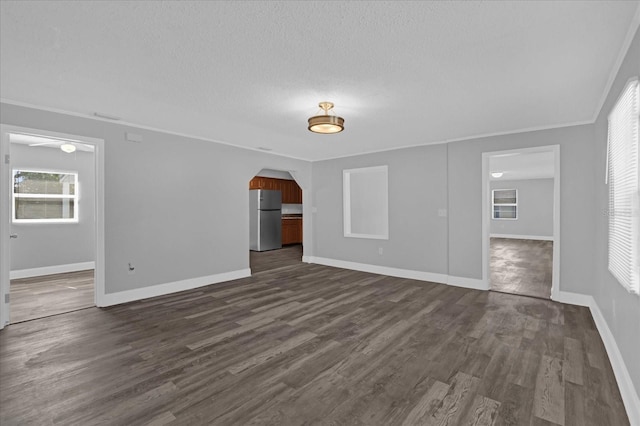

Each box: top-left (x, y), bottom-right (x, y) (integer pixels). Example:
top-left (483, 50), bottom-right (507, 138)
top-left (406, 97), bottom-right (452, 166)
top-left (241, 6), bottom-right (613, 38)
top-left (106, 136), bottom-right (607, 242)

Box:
top-left (492, 188), bottom-right (518, 221)
top-left (12, 168), bottom-right (79, 224)
top-left (343, 165), bottom-right (389, 240)
top-left (607, 77), bottom-right (639, 295)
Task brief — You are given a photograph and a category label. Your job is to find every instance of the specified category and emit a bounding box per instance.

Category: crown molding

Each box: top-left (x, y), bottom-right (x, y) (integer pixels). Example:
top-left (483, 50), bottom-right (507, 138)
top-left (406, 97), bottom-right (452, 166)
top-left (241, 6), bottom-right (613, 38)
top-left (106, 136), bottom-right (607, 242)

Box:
top-left (0, 98), bottom-right (309, 162)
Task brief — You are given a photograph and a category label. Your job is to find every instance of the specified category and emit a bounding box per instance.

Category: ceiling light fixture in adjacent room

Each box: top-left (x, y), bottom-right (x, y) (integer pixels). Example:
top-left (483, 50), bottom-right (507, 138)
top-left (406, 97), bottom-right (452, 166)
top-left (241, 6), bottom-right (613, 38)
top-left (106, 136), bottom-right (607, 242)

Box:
top-left (308, 102), bottom-right (344, 134)
top-left (60, 143), bottom-right (76, 153)
top-left (491, 172), bottom-right (503, 178)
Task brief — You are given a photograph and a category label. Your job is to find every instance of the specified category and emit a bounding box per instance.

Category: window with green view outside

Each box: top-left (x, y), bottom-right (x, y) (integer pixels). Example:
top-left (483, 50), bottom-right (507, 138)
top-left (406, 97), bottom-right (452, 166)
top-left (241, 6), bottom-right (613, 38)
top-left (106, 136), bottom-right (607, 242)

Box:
top-left (13, 170), bottom-right (78, 223)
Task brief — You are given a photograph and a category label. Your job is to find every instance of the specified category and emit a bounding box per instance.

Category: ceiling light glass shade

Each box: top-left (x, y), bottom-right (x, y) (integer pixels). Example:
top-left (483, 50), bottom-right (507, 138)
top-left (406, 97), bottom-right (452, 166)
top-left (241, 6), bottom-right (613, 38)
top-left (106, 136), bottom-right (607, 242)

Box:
top-left (491, 172), bottom-right (503, 178)
top-left (60, 143), bottom-right (76, 153)
top-left (308, 102), bottom-right (344, 134)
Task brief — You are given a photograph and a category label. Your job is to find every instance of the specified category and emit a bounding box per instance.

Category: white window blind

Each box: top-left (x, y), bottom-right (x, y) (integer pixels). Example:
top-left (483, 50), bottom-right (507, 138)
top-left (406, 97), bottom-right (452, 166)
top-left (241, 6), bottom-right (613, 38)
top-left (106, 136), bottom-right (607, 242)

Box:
top-left (607, 78), bottom-right (639, 295)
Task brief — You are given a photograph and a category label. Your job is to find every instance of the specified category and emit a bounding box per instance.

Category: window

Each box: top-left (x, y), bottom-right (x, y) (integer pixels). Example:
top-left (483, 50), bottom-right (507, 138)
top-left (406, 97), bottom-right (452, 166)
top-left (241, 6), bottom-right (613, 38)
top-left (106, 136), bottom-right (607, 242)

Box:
top-left (12, 170), bottom-right (78, 223)
top-left (343, 165), bottom-right (389, 239)
top-left (492, 189), bottom-right (517, 220)
top-left (607, 78), bottom-right (639, 295)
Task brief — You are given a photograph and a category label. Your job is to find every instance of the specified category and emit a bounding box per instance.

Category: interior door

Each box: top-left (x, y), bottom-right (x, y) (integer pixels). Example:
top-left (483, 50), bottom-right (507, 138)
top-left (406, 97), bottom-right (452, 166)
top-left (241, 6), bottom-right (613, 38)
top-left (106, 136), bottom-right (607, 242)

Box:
top-left (0, 126), bottom-right (12, 328)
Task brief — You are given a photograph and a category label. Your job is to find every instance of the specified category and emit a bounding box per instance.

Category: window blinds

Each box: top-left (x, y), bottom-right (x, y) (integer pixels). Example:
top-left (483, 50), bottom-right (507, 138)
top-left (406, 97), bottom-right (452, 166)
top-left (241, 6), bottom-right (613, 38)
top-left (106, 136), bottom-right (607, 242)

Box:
top-left (607, 78), bottom-right (639, 294)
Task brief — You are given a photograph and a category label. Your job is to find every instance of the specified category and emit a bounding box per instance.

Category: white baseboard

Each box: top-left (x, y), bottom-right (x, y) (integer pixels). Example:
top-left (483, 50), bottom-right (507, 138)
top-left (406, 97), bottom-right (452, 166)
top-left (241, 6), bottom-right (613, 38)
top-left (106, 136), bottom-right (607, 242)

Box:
top-left (305, 256), bottom-right (488, 291)
top-left (555, 290), bottom-right (593, 307)
top-left (10, 261), bottom-right (95, 279)
top-left (307, 256), bottom-right (449, 284)
top-left (490, 233), bottom-right (554, 241)
top-left (556, 291), bottom-right (639, 425)
top-left (98, 268), bottom-right (251, 307)
top-left (447, 275), bottom-right (488, 290)
top-left (588, 297), bottom-right (640, 426)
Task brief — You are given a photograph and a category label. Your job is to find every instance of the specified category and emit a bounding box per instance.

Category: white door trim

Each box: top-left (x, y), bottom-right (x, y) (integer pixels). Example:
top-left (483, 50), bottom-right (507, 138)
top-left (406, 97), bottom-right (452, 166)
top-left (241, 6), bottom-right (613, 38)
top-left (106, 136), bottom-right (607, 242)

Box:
top-left (481, 144), bottom-right (561, 301)
top-left (0, 125), bottom-right (105, 328)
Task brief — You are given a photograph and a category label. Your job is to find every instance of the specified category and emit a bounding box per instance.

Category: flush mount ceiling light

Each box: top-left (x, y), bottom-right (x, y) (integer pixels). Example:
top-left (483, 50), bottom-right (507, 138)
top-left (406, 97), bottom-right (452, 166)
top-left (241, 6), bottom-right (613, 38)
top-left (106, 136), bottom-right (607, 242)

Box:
top-left (308, 102), bottom-right (344, 134)
top-left (60, 143), bottom-right (76, 153)
top-left (491, 172), bottom-right (504, 178)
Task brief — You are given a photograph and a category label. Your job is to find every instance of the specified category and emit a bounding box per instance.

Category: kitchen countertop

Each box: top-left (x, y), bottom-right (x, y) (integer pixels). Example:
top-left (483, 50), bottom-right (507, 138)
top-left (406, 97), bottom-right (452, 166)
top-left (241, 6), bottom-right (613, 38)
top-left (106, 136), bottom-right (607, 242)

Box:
top-left (282, 214), bottom-right (303, 219)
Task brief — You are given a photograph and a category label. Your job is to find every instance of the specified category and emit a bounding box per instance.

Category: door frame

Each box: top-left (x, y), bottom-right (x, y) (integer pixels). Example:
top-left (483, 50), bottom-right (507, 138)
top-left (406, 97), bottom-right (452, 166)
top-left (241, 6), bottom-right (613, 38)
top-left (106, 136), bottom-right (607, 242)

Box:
top-left (247, 168), bottom-right (310, 273)
top-left (481, 144), bottom-right (560, 300)
top-left (0, 124), bottom-right (105, 329)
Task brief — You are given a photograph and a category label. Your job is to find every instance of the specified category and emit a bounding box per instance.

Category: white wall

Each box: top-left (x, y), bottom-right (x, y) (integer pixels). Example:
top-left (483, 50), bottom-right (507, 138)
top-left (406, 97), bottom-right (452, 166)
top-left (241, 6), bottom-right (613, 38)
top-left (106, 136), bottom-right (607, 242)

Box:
top-left (0, 103), bottom-right (311, 295)
top-left (490, 178), bottom-right (553, 238)
top-left (10, 143), bottom-right (95, 271)
top-left (593, 26), bottom-right (640, 400)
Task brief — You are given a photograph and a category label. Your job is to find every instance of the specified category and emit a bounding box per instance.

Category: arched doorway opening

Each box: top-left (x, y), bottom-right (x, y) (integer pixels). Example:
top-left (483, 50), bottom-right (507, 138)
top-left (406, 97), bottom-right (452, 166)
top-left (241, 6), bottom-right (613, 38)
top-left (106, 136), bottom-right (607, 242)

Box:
top-left (248, 169), bottom-right (303, 274)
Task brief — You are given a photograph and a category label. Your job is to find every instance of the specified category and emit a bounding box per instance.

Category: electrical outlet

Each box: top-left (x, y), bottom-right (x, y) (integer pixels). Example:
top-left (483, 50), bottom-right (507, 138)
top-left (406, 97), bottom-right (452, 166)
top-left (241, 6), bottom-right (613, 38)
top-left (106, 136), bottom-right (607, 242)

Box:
top-left (378, 247), bottom-right (383, 255)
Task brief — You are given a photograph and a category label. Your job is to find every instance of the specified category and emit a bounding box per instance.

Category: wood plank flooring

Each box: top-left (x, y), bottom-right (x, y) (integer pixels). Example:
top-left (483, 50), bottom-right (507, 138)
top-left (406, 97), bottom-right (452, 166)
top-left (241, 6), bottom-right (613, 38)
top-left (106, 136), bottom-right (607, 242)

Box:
top-left (9, 269), bottom-right (94, 323)
top-left (250, 244), bottom-right (302, 273)
top-left (490, 238), bottom-right (553, 299)
top-left (0, 261), bottom-right (628, 425)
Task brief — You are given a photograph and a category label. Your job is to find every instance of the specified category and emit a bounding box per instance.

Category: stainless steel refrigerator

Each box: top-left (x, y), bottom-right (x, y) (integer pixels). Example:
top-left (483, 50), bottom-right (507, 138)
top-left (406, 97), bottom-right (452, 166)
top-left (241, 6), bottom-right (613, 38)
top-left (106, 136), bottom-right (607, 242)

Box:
top-left (249, 189), bottom-right (282, 251)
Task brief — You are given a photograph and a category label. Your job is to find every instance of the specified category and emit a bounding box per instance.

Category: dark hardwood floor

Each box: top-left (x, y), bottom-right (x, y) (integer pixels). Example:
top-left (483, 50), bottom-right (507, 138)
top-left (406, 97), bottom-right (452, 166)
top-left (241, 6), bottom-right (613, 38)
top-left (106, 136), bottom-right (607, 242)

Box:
top-left (250, 244), bottom-right (303, 273)
top-left (0, 261), bottom-right (627, 425)
top-left (9, 269), bottom-right (94, 323)
top-left (490, 238), bottom-right (553, 299)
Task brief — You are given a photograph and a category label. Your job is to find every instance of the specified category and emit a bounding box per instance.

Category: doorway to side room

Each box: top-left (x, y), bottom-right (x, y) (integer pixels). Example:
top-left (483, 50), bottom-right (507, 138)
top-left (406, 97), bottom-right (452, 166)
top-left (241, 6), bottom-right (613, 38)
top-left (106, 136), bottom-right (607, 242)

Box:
top-left (483, 146), bottom-right (559, 300)
top-left (248, 169), bottom-right (303, 274)
top-left (0, 126), bottom-right (104, 327)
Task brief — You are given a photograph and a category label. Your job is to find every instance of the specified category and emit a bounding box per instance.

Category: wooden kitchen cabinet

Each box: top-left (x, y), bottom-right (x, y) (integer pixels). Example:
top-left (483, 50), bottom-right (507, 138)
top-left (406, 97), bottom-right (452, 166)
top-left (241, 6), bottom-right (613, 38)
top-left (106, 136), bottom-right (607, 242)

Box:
top-left (291, 181), bottom-right (302, 203)
top-left (281, 218), bottom-right (303, 245)
top-left (249, 177), bottom-right (302, 204)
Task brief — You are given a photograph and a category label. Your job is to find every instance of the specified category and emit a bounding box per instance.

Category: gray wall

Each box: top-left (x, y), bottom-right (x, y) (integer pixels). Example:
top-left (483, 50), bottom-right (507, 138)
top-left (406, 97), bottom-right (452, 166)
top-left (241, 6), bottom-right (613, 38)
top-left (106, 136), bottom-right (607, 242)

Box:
top-left (490, 178), bottom-right (553, 237)
top-left (256, 169), bottom-right (293, 180)
top-left (10, 143), bottom-right (95, 270)
top-left (312, 143), bottom-right (449, 275)
top-left (313, 27), bottom-right (640, 398)
top-left (2, 29), bottom-right (637, 399)
top-left (1, 103), bottom-right (311, 294)
top-left (447, 125), bottom-right (595, 290)
top-left (593, 27), bottom-right (640, 398)
top-left (313, 123), bottom-right (594, 293)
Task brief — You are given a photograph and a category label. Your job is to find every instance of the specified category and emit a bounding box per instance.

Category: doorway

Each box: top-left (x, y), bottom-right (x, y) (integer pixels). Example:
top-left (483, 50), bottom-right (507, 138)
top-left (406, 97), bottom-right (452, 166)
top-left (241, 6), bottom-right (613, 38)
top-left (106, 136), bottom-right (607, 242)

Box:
top-left (482, 145), bottom-right (560, 300)
top-left (0, 125), bottom-right (105, 328)
top-left (248, 168), bottom-right (303, 274)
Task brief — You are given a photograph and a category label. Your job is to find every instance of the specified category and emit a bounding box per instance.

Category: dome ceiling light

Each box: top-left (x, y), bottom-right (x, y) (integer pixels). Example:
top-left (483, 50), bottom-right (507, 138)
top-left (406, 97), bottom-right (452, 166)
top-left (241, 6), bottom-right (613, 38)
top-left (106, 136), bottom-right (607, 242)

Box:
top-left (60, 143), bottom-right (77, 153)
top-left (308, 102), bottom-right (344, 134)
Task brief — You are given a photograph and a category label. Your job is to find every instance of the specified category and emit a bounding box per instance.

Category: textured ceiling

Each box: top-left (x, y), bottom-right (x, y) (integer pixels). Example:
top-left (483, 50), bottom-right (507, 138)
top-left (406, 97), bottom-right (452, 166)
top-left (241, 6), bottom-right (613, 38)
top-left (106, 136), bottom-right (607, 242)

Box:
top-left (1, 1), bottom-right (638, 161)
